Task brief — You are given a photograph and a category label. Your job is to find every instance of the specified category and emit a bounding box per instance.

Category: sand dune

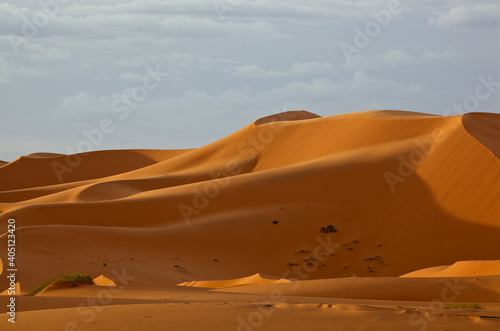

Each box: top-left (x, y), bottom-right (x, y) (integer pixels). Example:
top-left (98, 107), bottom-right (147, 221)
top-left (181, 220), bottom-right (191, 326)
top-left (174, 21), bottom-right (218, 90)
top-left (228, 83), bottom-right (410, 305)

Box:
top-left (215, 274), bottom-right (500, 302)
top-left (0, 149), bottom-right (190, 192)
top-left (92, 275), bottom-right (117, 287)
top-left (0, 282), bottom-right (26, 296)
top-left (401, 260), bottom-right (500, 278)
top-left (178, 273), bottom-right (292, 289)
top-left (0, 110), bottom-right (498, 329)
top-left (178, 260), bottom-right (500, 301)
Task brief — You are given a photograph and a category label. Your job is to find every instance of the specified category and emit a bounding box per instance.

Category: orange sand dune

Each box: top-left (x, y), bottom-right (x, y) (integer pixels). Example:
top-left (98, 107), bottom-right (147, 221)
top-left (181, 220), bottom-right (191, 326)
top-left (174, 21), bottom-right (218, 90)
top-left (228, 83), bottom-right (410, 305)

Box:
top-left (177, 260), bottom-right (500, 302)
top-left (401, 260), bottom-right (500, 278)
top-left (215, 274), bottom-right (500, 302)
top-left (0, 110), bottom-right (498, 329)
top-left (178, 273), bottom-right (292, 288)
top-left (93, 274), bottom-right (117, 287)
top-left (0, 282), bottom-right (26, 296)
top-left (0, 149), bottom-right (191, 192)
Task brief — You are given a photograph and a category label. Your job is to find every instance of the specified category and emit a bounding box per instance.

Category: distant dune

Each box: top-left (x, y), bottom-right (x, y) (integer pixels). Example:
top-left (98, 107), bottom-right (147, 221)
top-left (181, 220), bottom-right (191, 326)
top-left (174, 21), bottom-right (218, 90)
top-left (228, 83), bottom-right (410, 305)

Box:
top-left (0, 110), bottom-right (499, 330)
top-left (401, 260), bottom-right (500, 278)
top-left (178, 273), bottom-right (291, 289)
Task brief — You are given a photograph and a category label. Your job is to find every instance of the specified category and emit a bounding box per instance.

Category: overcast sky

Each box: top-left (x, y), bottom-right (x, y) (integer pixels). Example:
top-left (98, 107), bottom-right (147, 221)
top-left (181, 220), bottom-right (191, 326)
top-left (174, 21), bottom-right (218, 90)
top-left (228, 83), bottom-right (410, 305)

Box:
top-left (0, 0), bottom-right (499, 161)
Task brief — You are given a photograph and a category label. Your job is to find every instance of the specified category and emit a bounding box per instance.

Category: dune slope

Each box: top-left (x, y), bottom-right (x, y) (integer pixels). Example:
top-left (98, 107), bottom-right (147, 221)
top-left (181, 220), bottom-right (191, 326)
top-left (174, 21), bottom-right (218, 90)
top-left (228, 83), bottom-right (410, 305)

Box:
top-left (0, 110), bottom-right (498, 300)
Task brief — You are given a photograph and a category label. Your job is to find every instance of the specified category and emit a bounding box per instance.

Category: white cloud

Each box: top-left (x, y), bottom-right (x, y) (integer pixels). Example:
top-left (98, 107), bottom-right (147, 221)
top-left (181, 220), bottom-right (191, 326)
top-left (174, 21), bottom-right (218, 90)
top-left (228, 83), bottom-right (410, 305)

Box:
top-left (342, 55), bottom-right (381, 71)
top-left (343, 49), bottom-right (461, 70)
top-left (377, 49), bottom-right (415, 67)
top-left (53, 70), bottom-right (423, 127)
top-left (56, 0), bottom-right (397, 22)
top-left (118, 72), bottom-right (144, 82)
top-left (230, 62), bottom-right (334, 78)
top-left (0, 4), bottom-right (288, 41)
top-left (428, 3), bottom-right (500, 30)
top-left (0, 0), bottom-right (497, 163)
top-left (0, 56), bottom-right (56, 83)
top-left (423, 50), bottom-right (461, 61)
top-left (56, 92), bottom-right (112, 120)
top-left (258, 71), bottom-right (422, 102)
top-left (0, 38), bottom-right (72, 60)
top-left (128, 71), bottom-right (424, 118)
top-left (113, 53), bottom-right (232, 71)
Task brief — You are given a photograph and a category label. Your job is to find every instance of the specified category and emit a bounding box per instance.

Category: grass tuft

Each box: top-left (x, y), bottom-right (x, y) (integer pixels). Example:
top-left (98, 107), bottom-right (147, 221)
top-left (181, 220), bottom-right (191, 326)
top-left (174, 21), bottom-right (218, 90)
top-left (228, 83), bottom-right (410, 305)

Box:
top-left (29, 273), bottom-right (93, 296)
top-left (447, 303), bottom-right (484, 310)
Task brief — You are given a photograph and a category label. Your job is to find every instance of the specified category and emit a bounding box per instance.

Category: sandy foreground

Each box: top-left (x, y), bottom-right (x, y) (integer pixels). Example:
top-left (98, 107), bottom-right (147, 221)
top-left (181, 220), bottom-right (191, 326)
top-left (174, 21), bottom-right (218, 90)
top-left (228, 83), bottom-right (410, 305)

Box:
top-left (0, 110), bottom-right (499, 330)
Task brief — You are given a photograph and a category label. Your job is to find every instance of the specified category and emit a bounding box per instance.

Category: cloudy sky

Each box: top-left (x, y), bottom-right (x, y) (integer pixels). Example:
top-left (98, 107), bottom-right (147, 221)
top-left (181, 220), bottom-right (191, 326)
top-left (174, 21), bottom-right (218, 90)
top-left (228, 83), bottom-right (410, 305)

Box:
top-left (0, 0), bottom-right (499, 161)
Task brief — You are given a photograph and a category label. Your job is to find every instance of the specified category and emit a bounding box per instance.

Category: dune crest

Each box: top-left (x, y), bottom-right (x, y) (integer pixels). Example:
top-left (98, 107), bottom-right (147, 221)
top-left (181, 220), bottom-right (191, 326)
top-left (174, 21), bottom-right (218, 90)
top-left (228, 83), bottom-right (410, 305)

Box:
top-left (254, 110), bottom-right (321, 125)
top-left (23, 153), bottom-right (65, 158)
top-left (400, 260), bottom-right (500, 278)
top-left (0, 282), bottom-right (26, 296)
top-left (178, 273), bottom-right (291, 289)
top-left (93, 275), bottom-right (117, 287)
top-left (461, 112), bottom-right (500, 158)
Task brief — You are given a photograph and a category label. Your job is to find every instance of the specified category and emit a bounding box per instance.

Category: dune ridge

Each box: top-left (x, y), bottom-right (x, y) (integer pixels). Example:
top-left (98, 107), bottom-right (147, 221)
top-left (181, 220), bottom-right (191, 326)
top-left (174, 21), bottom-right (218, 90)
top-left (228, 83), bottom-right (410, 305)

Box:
top-left (178, 273), bottom-right (292, 289)
top-left (401, 260), bottom-right (500, 278)
top-left (0, 110), bottom-right (498, 305)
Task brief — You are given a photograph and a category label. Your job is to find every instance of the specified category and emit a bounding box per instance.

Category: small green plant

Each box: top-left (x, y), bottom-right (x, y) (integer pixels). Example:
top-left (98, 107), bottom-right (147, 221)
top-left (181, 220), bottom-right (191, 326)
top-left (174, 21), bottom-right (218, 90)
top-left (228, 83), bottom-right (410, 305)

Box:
top-left (29, 274), bottom-right (93, 296)
top-left (447, 303), bottom-right (484, 310)
top-left (29, 278), bottom-right (56, 296)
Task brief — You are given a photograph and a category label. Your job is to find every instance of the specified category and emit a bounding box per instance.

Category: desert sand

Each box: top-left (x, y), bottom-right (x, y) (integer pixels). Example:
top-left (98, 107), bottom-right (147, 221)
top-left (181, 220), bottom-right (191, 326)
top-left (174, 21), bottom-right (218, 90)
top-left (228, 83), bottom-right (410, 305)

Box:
top-left (0, 110), bottom-right (499, 330)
